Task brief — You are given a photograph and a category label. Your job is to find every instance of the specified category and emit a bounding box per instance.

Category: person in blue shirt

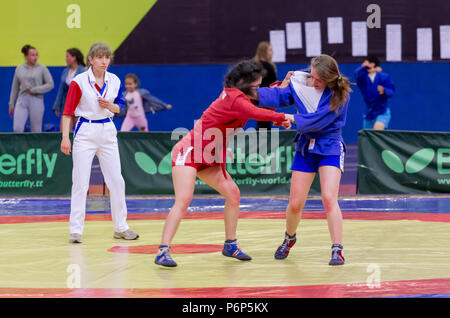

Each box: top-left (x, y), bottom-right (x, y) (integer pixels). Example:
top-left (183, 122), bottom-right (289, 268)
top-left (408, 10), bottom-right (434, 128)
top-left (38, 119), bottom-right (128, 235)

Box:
top-left (255, 54), bottom-right (352, 265)
top-left (53, 48), bottom-right (86, 131)
top-left (354, 55), bottom-right (395, 130)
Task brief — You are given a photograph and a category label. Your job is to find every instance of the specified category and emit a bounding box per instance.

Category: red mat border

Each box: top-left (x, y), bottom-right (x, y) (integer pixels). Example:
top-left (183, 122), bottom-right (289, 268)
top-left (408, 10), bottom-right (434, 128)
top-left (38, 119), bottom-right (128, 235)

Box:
top-left (2, 211), bottom-right (450, 298)
top-left (1, 277), bottom-right (450, 298)
top-left (1, 211), bottom-right (450, 224)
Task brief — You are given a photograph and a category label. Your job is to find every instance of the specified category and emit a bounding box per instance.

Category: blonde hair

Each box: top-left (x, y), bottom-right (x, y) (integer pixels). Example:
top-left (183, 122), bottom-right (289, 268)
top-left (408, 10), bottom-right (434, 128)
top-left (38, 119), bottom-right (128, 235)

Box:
top-left (253, 41), bottom-right (276, 74)
top-left (86, 42), bottom-right (113, 68)
top-left (310, 54), bottom-right (352, 111)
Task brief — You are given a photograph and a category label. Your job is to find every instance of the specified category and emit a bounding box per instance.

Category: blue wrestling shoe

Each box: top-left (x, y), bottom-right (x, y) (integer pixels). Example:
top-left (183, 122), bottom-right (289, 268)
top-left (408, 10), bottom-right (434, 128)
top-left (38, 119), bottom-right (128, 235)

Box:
top-left (329, 244), bottom-right (345, 265)
top-left (155, 245), bottom-right (177, 267)
top-left (274, 232), bottom-right (296, 259)
top-left (222, 239), bottom-right (252, 261)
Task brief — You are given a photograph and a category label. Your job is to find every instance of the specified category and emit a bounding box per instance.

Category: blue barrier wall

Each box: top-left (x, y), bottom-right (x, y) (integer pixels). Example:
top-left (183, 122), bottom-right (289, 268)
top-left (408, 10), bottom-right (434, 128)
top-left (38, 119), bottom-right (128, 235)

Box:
top-left (0, 63), bottom-right (449, 143)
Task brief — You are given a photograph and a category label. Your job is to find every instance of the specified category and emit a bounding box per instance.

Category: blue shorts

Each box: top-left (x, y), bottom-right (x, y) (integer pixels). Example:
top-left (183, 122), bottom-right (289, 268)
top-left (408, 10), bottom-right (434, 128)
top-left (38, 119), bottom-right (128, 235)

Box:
top-left (363, 108), bottom-right (391, 129)
top-left (291, 147), bottom-right (345, 173)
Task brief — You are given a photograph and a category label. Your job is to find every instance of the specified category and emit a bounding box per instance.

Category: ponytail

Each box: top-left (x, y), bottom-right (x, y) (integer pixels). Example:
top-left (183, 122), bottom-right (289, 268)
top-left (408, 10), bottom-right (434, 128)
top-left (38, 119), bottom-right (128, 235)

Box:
top-left (329, 74), bottom-right (352, 112)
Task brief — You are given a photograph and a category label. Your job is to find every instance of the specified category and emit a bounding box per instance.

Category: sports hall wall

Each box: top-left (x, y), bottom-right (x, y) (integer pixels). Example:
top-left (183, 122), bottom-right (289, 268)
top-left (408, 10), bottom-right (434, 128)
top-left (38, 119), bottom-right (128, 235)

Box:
top-left (1, 0), bottom-right (449, 143)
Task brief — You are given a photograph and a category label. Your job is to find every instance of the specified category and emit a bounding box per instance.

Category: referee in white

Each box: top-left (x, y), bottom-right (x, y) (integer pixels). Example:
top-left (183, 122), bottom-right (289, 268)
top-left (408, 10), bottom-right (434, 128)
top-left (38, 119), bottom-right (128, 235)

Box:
top-left (60, 42), bottom-right (139, 243)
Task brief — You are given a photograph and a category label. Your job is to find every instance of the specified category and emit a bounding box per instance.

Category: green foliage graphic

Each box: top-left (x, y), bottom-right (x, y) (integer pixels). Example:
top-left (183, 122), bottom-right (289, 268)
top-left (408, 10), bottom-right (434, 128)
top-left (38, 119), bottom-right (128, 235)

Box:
top-left (381, 148), bottom-right (435, 174)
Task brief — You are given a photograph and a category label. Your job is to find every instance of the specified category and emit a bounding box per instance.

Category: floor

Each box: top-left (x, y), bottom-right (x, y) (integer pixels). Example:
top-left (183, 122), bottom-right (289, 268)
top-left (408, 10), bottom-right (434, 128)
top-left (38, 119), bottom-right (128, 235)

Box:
top-left (1, 196), bottom-right (449, 298)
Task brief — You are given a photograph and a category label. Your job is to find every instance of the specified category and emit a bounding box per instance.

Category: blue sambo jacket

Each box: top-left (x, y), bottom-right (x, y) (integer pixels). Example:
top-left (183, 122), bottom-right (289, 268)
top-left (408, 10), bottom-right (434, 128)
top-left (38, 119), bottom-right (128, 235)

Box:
top-left (257, 81), bottom-right (349, 156)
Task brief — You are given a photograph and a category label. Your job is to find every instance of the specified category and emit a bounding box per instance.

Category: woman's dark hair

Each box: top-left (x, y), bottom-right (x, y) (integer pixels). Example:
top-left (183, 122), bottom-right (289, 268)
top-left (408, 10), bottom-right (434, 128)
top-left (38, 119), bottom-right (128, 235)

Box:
top-left (67, 48), bottom-right (86, 67)
top-left (224, 60), bottom-right (263, 95)
top-left (21, 44), bottom-right (36, 57)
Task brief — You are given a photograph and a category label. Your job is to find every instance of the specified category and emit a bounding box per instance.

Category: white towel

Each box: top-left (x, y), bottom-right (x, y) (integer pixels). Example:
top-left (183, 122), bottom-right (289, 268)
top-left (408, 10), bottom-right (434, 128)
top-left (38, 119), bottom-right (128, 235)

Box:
top-left (290, 71), bottom-right (324, 114)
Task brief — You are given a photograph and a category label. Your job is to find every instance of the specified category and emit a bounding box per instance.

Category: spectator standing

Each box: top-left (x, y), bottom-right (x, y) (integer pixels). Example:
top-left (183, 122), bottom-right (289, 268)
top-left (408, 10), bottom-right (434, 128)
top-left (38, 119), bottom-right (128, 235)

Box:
top-left (253, 41), bottom-right (277, 130)
top-left (53, 48), bottom-right (86, 131)
top-left (8, 44), bottom-right (54, 132)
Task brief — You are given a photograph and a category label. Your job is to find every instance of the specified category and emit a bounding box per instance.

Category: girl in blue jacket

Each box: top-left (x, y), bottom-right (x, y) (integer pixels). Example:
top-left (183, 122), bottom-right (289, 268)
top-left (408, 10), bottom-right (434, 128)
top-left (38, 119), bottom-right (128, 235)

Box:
top-left (256, 54), bottom-right (352, 265)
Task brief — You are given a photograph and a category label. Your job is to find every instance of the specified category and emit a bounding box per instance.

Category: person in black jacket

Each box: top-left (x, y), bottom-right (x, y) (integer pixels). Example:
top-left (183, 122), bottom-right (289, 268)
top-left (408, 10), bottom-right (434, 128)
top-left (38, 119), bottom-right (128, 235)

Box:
top-left (253, 41), bottom-right (277, 130)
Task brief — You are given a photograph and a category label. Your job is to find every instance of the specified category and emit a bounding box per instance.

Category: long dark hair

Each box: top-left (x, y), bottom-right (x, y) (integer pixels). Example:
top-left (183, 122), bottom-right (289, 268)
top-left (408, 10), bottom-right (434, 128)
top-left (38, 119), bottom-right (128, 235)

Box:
top-left (224, 60), bottom-right (263, 95)
top-left (67, 48), bottom-right (86, 67)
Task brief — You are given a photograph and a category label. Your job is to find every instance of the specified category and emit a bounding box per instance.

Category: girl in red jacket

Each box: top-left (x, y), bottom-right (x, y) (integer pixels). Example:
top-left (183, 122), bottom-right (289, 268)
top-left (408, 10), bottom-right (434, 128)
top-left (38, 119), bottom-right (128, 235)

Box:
top-left (155, 60), bottom-right (293, 267)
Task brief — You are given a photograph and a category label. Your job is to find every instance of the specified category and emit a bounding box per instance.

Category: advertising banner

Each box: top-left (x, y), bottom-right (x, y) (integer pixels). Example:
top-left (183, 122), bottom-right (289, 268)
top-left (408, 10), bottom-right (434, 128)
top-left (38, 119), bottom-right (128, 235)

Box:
top-left (0, 131), bottom-right (322, 196)
top-left (357, 130), bottom-right (450, 194)
top-left (0, 133), bottom-right (72, 195)
top-left (118, 130), bottom-right (321, 195)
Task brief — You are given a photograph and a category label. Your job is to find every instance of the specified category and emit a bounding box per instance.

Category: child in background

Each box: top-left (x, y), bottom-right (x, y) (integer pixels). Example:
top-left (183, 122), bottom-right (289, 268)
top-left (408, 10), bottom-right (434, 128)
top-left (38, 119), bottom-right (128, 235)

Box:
top-left (120, 73), bottom-right (172, 131)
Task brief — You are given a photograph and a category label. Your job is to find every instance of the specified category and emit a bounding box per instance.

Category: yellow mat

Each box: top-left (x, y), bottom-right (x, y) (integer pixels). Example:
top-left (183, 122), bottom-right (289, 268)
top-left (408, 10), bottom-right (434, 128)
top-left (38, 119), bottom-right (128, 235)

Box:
top-left (1, 218), bottom-right (449, 290)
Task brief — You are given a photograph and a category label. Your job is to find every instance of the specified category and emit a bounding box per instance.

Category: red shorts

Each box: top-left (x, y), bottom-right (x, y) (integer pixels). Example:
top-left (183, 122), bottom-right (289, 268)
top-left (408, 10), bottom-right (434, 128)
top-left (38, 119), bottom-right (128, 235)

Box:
top-left (171, 144), bottom-right (227, 176)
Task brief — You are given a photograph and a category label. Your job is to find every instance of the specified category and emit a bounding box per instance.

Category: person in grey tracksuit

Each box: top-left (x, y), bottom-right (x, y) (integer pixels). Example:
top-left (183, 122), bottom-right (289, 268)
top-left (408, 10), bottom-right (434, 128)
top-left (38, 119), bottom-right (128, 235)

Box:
top-left (8, 44), bottom-right (54, 132)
